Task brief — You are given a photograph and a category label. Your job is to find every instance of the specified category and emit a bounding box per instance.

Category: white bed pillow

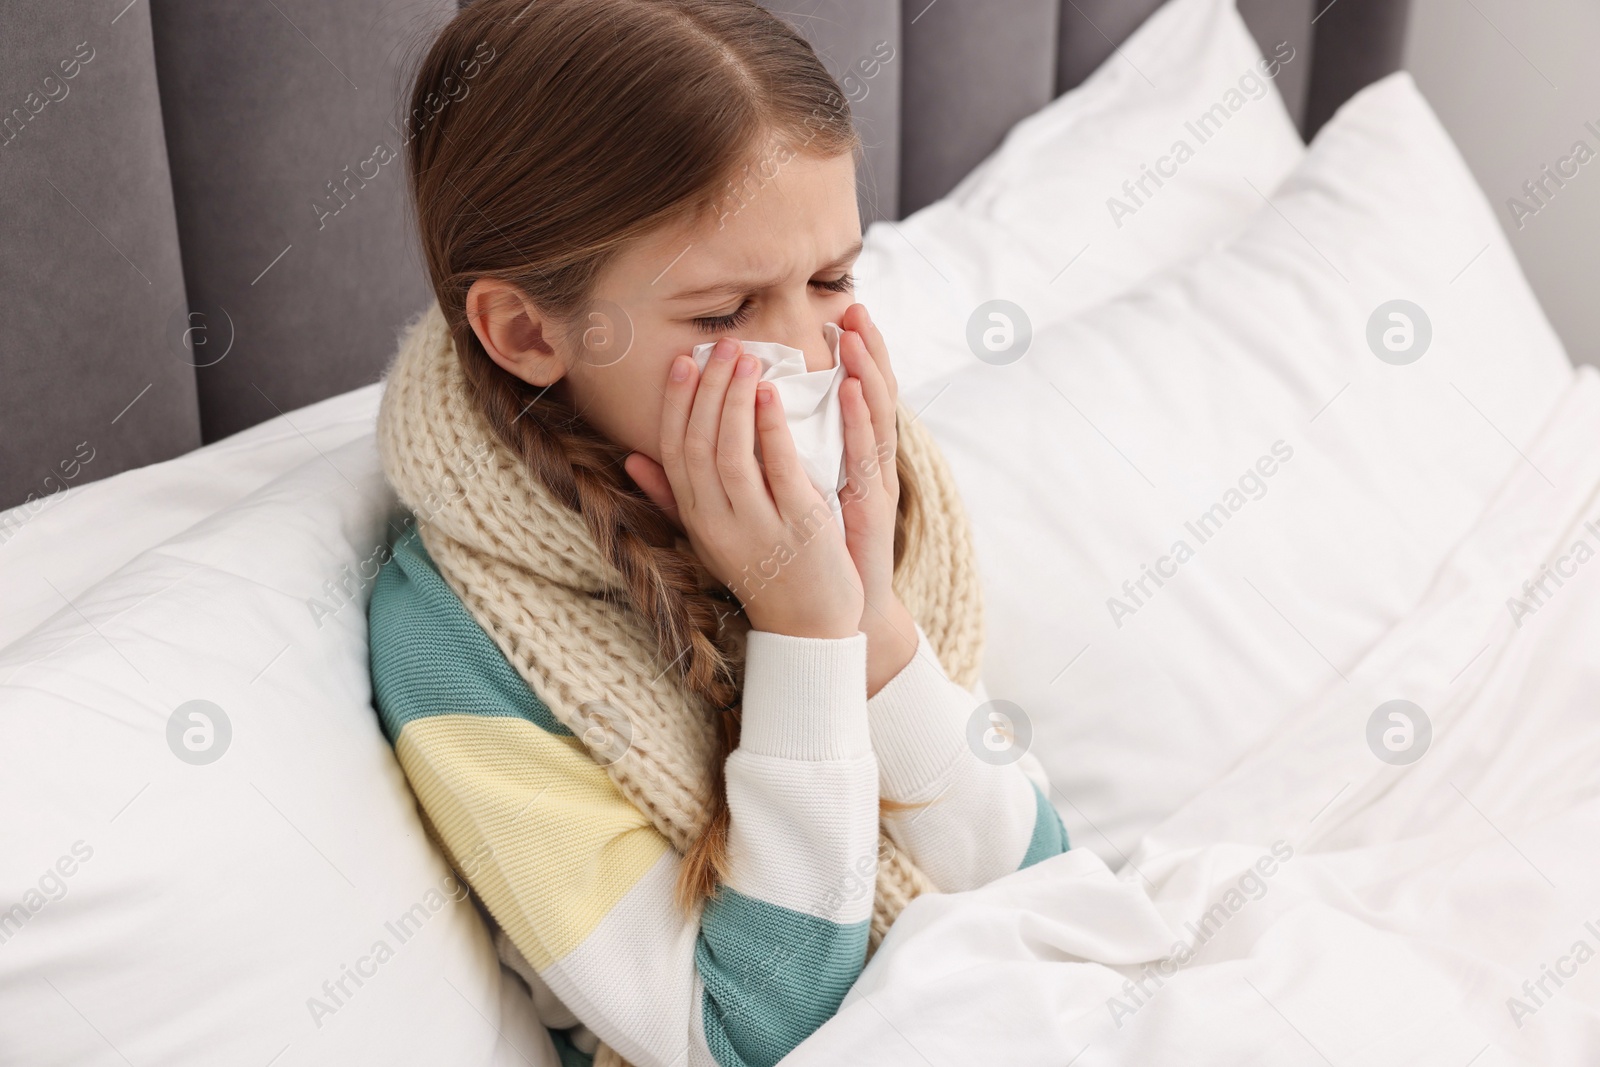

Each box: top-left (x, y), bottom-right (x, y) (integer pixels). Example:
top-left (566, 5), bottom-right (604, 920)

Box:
top-left (858, 0), bottom-right (1307, 393)
top-left (0, 383), bottom-right (384, 651)
top-left (916, 73), bottom-right (1574, 861)
top-left (0, 435), bottom-right (557, 1066)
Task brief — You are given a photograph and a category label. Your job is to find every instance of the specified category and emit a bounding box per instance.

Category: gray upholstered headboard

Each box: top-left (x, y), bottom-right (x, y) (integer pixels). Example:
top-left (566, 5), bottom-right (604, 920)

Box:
top-left (0, 0), bottom-right (1410, 513)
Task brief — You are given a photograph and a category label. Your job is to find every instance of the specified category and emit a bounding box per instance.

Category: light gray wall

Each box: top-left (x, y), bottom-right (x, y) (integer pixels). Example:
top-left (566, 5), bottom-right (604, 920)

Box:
top-left (1404, 0), bottom-right (1600, 368)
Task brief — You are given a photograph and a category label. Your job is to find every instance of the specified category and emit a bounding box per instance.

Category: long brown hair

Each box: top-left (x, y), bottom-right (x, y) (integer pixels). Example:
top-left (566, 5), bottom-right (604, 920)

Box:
top-left (402, 0), bottom-right (925, 912)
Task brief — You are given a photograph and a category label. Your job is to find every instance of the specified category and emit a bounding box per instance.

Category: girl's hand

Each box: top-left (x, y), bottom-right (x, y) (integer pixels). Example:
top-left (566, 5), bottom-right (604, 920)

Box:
top-left (836, 304), bottom-right (918, 694)
top-left (625, 338), bottom-right (865, 641)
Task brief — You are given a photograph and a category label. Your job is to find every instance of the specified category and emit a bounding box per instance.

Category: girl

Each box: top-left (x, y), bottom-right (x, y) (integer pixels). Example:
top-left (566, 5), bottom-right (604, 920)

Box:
top-left (367, 1), bottom-right (1068, 1065)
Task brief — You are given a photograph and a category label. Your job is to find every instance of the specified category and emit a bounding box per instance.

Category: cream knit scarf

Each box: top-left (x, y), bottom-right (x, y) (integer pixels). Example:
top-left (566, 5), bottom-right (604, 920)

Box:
top-left (377, 300), bottom-right (983, 1048)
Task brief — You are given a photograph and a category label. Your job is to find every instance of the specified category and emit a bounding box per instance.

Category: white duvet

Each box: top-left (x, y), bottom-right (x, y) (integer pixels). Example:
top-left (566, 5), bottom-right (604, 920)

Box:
top-left (788, 367), bottom-right (1600, 1066)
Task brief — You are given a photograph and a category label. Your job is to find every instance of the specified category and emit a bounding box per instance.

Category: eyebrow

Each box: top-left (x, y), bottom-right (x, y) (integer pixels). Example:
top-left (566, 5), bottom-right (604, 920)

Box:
top-left (664, 238), bottom-right (864, 302)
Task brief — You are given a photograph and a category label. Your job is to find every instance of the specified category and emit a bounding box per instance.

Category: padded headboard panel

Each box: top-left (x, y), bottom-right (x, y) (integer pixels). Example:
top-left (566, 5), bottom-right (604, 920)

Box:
top-left (0, 0), bottom-right (1411, 513)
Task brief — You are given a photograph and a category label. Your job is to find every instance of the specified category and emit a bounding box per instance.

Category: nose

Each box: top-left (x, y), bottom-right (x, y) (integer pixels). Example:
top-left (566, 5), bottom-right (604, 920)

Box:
top-left (770, 319), bottom-right (838, 373)
top-left (801, 333), bottom-right (836, 373)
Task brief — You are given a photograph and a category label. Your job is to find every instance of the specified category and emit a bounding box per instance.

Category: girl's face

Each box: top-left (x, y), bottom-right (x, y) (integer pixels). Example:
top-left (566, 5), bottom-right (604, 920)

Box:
top-left (465, 148), bottom-right (863, 464)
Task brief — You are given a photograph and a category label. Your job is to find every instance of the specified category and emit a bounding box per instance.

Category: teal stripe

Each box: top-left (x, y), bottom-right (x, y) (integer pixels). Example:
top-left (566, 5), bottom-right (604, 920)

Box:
top-left (1019, 781), bottom-right (1070, 869)
top-left (696, 888), bottom-right (869, 1067)
top-left (548, 1028), bottom-right (595, 1067)
top-left (367, 518), bottom-right (574, 742)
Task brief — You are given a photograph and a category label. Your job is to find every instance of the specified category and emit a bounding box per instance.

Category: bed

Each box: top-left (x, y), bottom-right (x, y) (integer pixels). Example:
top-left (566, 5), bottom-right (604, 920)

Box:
top-left (8, 0), bottom-right (1597, 1064)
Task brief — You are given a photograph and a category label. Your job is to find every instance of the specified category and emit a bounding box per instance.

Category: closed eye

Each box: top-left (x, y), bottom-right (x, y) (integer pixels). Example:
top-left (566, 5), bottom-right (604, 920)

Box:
top-left (690, 274), bottom-right (855, 334)
top-left (692, 300), bottom-right (755, 334)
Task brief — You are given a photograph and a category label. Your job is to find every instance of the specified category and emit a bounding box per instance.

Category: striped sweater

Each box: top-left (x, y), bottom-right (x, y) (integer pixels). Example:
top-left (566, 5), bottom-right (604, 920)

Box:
top-left (368, 521), bottom-right (1068, 1067)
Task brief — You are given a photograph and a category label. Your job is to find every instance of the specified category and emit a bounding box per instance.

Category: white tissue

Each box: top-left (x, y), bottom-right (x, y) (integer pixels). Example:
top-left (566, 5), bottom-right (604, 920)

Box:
top-left (690, 321), bottom-right (847, 530)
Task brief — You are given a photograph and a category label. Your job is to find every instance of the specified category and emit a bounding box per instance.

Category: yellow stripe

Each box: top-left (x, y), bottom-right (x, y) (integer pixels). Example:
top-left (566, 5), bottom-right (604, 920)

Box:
top-left (395, 714), bottom-right (670, 969)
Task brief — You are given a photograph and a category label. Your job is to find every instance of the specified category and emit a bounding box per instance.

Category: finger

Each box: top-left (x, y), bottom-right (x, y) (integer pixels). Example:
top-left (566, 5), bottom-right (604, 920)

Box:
top-left (684, 338), bottom-right (741, 516)
top-left (624, 452), bottom-right (683, 531)
top-left (657, 353), bottom-right (698, 512)
top-left (839, 329), bottom-right (895, 447)
top-left (754, 380), bottom-right (818, 519)
top-left (838, 376), bottom-right (879, 523)
top-left (841, 302), bottom-right (898, 405)
top-left (717, 351), bottom-right (769, 516)
top-left (838, 328), bottom-right (897, 494)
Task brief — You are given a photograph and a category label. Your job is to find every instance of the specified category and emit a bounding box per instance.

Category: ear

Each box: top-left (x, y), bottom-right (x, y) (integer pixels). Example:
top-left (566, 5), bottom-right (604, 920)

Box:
top-left (464, 277), bottom-right (568, 387)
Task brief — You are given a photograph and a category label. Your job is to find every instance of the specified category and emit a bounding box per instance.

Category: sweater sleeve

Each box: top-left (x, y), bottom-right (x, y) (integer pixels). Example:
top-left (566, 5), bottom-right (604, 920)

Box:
top-left (368, 524), bottom-right (878, 1067)
top-left (865, 622), bottom-right (1069, 892)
